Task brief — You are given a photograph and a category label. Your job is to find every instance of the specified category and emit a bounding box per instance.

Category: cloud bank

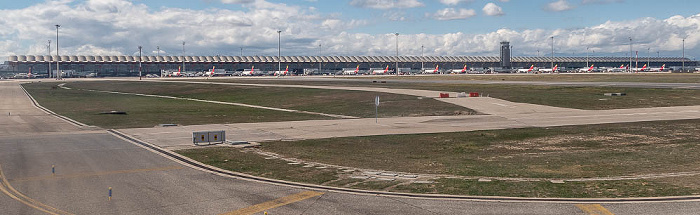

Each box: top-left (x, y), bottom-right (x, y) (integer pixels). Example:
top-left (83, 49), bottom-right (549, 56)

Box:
top-left (0, 0), bottom-right (697, 59)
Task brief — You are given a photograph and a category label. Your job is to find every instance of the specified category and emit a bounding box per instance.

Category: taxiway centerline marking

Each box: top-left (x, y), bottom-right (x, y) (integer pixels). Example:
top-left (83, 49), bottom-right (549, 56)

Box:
top-left (575, 204), bottom-right (614, 215)
top-left (220, 191), bottom-right (324, 215)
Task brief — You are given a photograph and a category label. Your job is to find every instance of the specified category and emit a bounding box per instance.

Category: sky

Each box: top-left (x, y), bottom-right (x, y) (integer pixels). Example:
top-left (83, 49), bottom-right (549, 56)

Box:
top-left (0, 0), bottom-right (698, 60)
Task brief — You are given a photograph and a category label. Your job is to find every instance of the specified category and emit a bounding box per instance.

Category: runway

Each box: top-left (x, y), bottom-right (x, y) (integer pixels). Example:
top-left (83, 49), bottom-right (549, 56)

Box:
top-left (2, 80), bottom-right (700, 214)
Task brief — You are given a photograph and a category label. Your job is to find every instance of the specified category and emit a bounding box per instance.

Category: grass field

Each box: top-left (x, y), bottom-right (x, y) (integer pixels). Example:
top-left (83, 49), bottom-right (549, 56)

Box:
top-left (177, 117), bottom-right (700, 198)
top-left (200, 78), bottom-right (700, 110)
top-left (62, 81), bottom-right (475, 118)
top-left (259, 119), bottom-right (700, 179)
top-left (22, 82), bottom-right (328, 128)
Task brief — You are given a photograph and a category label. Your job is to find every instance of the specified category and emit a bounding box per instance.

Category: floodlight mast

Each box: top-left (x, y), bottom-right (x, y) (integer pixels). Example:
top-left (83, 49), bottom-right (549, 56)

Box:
top-left (550, 36), bottom-right (554, 70)
top-left (395, 33), bottom-right (399, 76)
top-left (277, 30), bottom-right (282, 72)
top-left (47, 40), bottom-right (51, 78)
top-left (55, 24), bottom-right (61, 79)
top-left (138, 46), bottom-right (142, 80)
top-left (182, 41), bottom-right (185, 74)
top-left (629, 37), bottom-right (632, 72)
top-left (318, 44), bottom-right (322, 74)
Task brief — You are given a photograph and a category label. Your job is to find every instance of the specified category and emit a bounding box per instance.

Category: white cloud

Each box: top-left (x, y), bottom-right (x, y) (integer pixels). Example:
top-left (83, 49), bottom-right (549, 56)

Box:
top-left (438, 0), bottom-right (472, 5)
top-left (482, 3), bottom-right (504, 16)
top-left (221, 0), bottom-right (255, 4)
top-left (582, 0), bottom-right (623, 4)
top-left (431, 8), bottom-right (476, 20)
top-left (384, 11), bottom-right (409, 21)
top-left (545, 0), bottom-right (575, 12)
top-left (0, 0), bottom-right (698, 59)
top-left (349, 0), bottom-right (424, 9)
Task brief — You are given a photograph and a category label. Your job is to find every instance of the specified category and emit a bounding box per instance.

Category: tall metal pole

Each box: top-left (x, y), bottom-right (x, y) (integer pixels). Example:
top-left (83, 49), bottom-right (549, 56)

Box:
top-left (682, 38), bottom-right (685, 72)
top-left (47, 40), bottom-right (51, 78)
top-left (277, 30), bottom-right (282, 72)
top-left (157, 46), bottom-right (160, 57)
top-left (55, 25), bottom-right (61, 79)
top-left (629, 37), bottom-right (632, 72)
top-left (240, 47), bottom-right (243, 56)
top-left (586, 47), bottom-right (589, 68)
top-left (421, 45), bottom-right (424, 70)
top-left (138, 46), bottom-right (142, 79)
top-left (395, 33), bottom-right (399, 75)
top-left (182, 41), bottom-right (185, 73)
top-left (550, 36), bottom-right (554, 69)
top-left (318, 44), bottom-right (322, 74)
top-left (647, 47), bottom-right (650, 68)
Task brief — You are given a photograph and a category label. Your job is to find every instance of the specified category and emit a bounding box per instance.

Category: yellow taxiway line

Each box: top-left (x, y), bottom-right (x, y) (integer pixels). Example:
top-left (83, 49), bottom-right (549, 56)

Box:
top-left (576, 204), bottom-right (615, 215)
top-left (221, 191), bottom-right (325, 215)
top-left (0, 164), bottom-right (73, 215)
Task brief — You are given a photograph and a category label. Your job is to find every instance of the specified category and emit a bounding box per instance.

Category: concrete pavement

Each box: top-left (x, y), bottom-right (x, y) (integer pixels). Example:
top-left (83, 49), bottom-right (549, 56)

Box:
top-left (119, 80), bottom-right (700, 150)
top-left (3, 80), bottom-right (700, 214)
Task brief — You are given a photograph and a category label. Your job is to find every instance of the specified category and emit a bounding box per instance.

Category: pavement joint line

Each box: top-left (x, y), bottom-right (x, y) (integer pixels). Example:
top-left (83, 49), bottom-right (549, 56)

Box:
top-left (219, 191), bottom-right (324, 215)
top-left (9, 165), bottom-right (184, 183)
top-left (0, 164), bottom-right (74, 215)
top-left (575, 204), bottom-right (615, 215)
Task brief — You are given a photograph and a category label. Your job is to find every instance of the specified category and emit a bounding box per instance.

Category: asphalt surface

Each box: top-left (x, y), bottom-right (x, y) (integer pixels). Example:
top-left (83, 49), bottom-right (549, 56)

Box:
top-left (2, 79), bottom-right (700, 214)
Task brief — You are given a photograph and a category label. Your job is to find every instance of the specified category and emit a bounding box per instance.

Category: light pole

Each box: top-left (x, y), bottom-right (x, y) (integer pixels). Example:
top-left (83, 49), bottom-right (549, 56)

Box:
top-left (138, 46), bottom-right (142, 79)
top-left (421, 45), bottom-right (424, 70)
top-left (240, 47), bottom-right (243, 56)
top-left (682, 38), bottom-right (686, 72)
top-left (277, 30), bottom-right (282, 72)
top-left (182, 41), bottom-right (185, 73)
top-left (55, 24), bottom-right (61, 79)
top-left (156, 46), bottom-right (160, 57)
top-left (629, 37), bottom-right (632, 72)
top-left (47, 40), bottom-right (51, 78)
top-left (586, 47), bottom-right (589, 68)
top-left (395, 33), bottom-right (399, 75)
top-left (647, 47), bottom-right (650, 68)
top-left (318, 44), bottom-right (322, 74)
top-left (657, 51), bottom-right (660, 58)
top-left (550, 36), bottom-right (554, 69)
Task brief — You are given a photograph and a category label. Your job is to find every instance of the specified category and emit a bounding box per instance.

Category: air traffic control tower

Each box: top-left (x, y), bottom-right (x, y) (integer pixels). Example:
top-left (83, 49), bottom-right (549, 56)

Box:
top-left (500, 41), bottom-right (511, 68)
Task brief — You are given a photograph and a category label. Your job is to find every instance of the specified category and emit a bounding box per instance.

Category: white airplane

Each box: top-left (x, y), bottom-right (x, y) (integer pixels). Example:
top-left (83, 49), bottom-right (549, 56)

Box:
top-left (578, 64), bottom-right (595, 73)
top-left (647, 64), bottom-right (665, 72)
top-left (274, 65), bottom-right (289, 76)
top-left (631, 64), bottom-right (647, 72)
top-left (169, 66), bottom-right (182, 77)
top-left (450, 65), bottom-right (468, 74)
top-left (422, 65), bottom-right (440, 74)
top-left (207, 66), bottom-right (216, 77)
top-left (605, 64), bottom-right (627, 72)
top-left (516, 65), bottom-right (535, 73)
top-left (343, 65), bottom-right (360, 75)
top-left (371, 65), bottom-right (389, 75)
top-left (538, 64), bottom-right (558, 73)
top-left (240, 66), bottom-right (255, 76)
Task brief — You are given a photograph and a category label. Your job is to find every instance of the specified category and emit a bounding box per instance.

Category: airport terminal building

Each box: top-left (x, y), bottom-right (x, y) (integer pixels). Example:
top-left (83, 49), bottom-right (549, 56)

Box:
top-left (5, 54), bottom-right (696, 76)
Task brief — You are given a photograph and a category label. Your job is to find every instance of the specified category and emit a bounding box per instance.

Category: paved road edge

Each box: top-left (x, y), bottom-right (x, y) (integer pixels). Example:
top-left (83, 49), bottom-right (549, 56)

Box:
top-left (107, 129), bottom-right (700, 204)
